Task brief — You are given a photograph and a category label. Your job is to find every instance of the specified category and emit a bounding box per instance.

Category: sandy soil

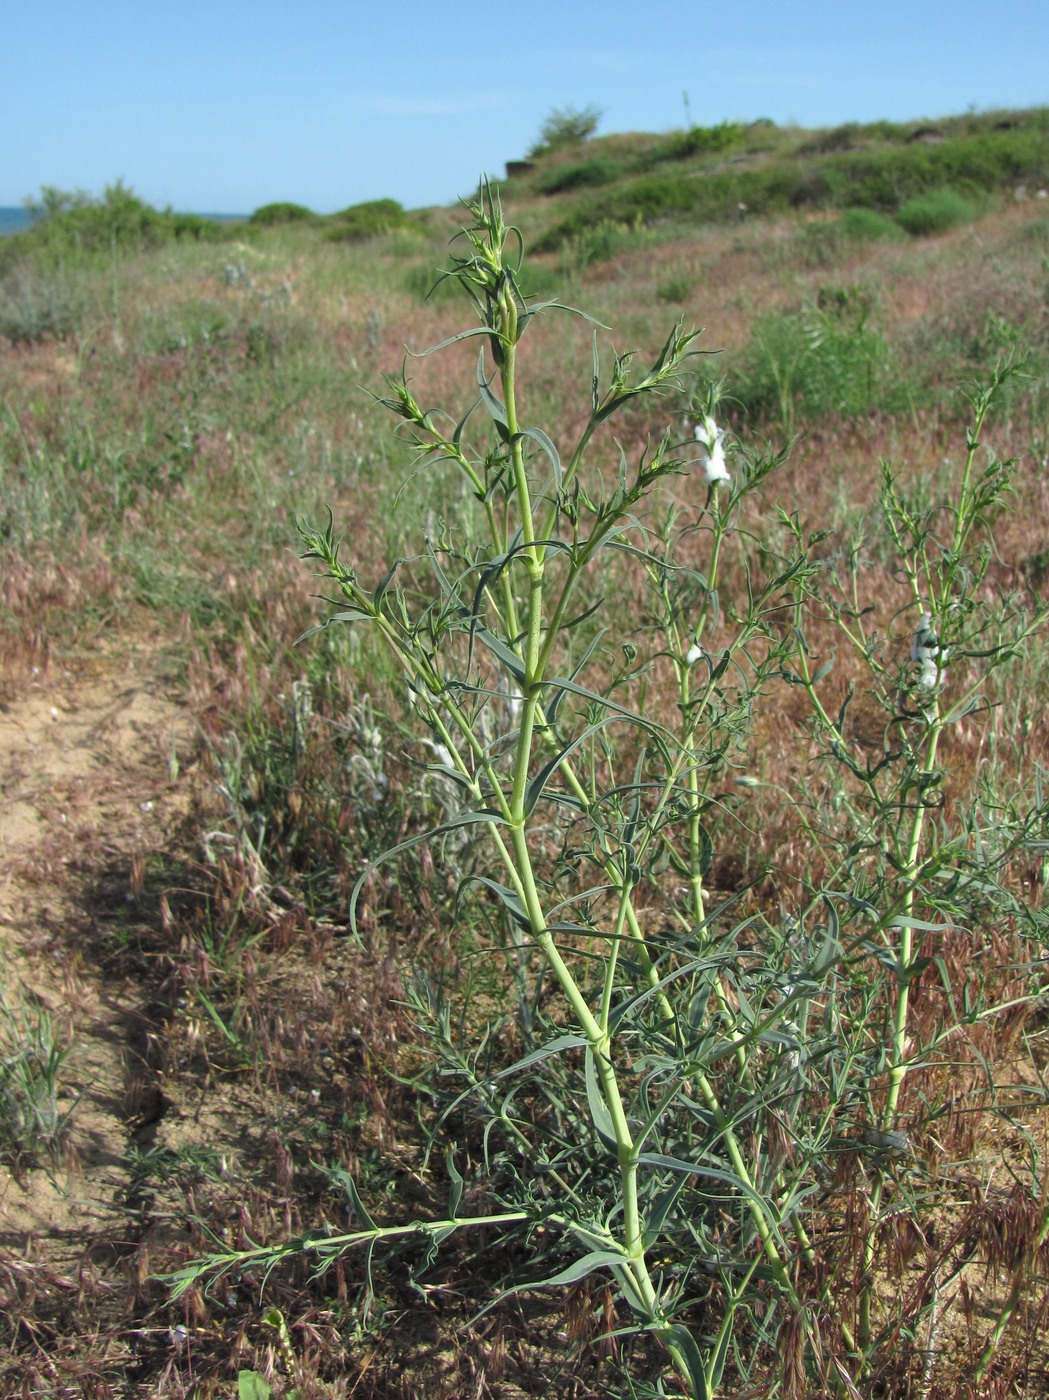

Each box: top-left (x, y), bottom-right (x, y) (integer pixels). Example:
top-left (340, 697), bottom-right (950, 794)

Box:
top-left (0, 646), bottom-right (194, 1269)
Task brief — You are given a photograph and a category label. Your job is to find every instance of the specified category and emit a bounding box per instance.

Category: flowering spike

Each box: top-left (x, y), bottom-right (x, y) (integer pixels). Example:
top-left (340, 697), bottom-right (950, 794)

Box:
top-left (695, 415), bottom-right (730, 486)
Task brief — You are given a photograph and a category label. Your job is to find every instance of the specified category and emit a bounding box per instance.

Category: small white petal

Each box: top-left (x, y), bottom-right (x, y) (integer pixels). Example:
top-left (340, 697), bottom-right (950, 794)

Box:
top-left (685, 643), bottom-right (704, 666)
top-left (919, 655), bottom-right (942, 689)
top-left (694, 413), bottom-right (721, 450)
top-left (702, 440), bottom-right (730, 485)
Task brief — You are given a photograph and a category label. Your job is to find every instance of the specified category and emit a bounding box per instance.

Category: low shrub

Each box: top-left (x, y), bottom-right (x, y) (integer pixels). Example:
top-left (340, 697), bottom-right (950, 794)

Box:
top-left (654, 120), bottom-right (744, 162)
top-left (536, 157), bottom-right (623, 194)
top-left (249, 201), bottom-right (315, 227)
top-left (0, 183), bottom-right (229, 271)
top-left (896, 187), bottom-right (978, 235)
top-left (327, 198), bottom-right (410, 242)
top-left (733, 286), bottom-right (899, 428)
top-left (529, 103), bottom-right (602, 155)
top-left (0, 266), bottom-right (86, 343)
top-left (837, 206), bottom-right (904, 240)
top-left (656, 273), bottom-right (693, 303)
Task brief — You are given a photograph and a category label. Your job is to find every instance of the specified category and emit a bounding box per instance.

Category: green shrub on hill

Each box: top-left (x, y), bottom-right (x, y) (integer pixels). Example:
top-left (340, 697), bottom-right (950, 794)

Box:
top-left (536, 157), bottom-right (623, 194)
top-left (896, 188), bottom-right (978, 235)
top-left (326, 198), bottom-right (411, 242)
top-left (529, 103), bottom-right (603, 155)
top-left (653, 120), bottom-right (744, 161)
top-left (0, 183), bottom-right (229, 272)
top-left (732, 286), bottom-right (901, 428)
top-left (249, 201), bottom-right (316, 226)
top-left (837, 206), bottom-right (905, 240)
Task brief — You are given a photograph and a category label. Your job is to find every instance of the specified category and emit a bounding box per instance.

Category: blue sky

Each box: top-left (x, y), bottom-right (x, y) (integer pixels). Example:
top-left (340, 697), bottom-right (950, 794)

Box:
top-left (4, 0), bottom-right (1046, 214)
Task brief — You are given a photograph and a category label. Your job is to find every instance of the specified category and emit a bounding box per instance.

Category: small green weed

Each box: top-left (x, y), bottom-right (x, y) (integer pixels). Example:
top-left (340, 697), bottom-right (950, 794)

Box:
top-left (0, 990), bottom-right (75, 1171)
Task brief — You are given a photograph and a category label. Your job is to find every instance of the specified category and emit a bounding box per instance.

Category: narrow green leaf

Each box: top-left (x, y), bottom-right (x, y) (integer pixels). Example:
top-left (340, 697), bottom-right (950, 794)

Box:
top-left (544, 675), bottom-right (674, 740)
top-left (477, 349), bottom-right (510, 439)
top-left (811, 651), bottom-right (835, 684)
top-left (639, 1153), bottom-right (784, 1237)
top-left (498, 1032), bottom-right (588, 1078)
top-left (294, 608), bottom-right (372, 644)
top-left (473, 625), bottom-right (528, 685)
top-left (584, 1047), bottom-right (619, 1154)
top-left (462, 874), bottom-right (532, 932)
top-left (524, 711), bottom-right (620, 817)
top-left (642, 1173), bottom-right (689, 1246)
top-left (521, 425), bottom-right (562, 490)
top-left (661, 1324), bottom-right (711, 1400)
top-left (320, 1166), bottom-right (378, 1231)
top-left (413, 325), bottom-right (499, 356)
top-left (524, 1248), bottom-right (628, 1291)
top-left (445, 1150), bottom-right (464, 1219)
top-left (372, 559), bottom-right (405, 609)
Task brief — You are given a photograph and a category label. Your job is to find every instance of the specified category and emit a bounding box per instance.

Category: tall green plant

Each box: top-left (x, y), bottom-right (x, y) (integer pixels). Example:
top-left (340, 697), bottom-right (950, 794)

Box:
top-left (779, 355), bottom-right (1049, 1376)
top-left (173, 192), bottom-right (1049, 1398)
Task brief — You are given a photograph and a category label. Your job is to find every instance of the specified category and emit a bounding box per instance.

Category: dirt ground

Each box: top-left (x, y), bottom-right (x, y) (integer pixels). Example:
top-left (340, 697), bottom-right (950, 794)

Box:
top-left (0, 643), bottom-right (200, 1357)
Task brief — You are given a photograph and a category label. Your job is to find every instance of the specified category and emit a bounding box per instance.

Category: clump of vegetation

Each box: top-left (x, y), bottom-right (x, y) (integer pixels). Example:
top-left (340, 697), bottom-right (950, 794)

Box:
top-left (536, 156), bottom-right (623, 194)
top-left (896, 186), bottom-right (979, 234)
top-left (535, 112), bottom-right (1049, 248)
top-left (326, 197), bottom-right (412, 241)
top-left (0, 182), bottom-right (228, 272)
top-left (732, 285), bottom-right (902, 428)
top-left (0, 991), bottom-right (75, 1173)
top-left (529, 102), bottom-right (603, 154)
top-left (172, 186), bottom-right (1049, 1400)
top-left (249, 201), bottom-right (316, 226)
top-left (837, 205), bottom-right (905, 240)
top-left (654, 119), bottom-right (744, 161)
top-left (0, 264), bottom-right (86, 343)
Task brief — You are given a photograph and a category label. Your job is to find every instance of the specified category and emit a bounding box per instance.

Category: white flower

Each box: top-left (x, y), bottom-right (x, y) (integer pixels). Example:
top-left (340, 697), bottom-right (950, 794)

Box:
top-left (912, 611), bottom-right (949, 689)
top-left (918, 654), bottom-right (943, 688)
top-left (694, 414), bottom-right (730, 486)
top-left (911, 612), bottom-right (934, 662)
top-left (685, 642), bottom-right (704, 666)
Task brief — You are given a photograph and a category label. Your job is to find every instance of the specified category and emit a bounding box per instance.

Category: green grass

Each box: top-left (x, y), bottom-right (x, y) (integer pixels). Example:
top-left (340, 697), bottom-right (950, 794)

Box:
top-left (0, 991), bottom-right (75, 1172)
